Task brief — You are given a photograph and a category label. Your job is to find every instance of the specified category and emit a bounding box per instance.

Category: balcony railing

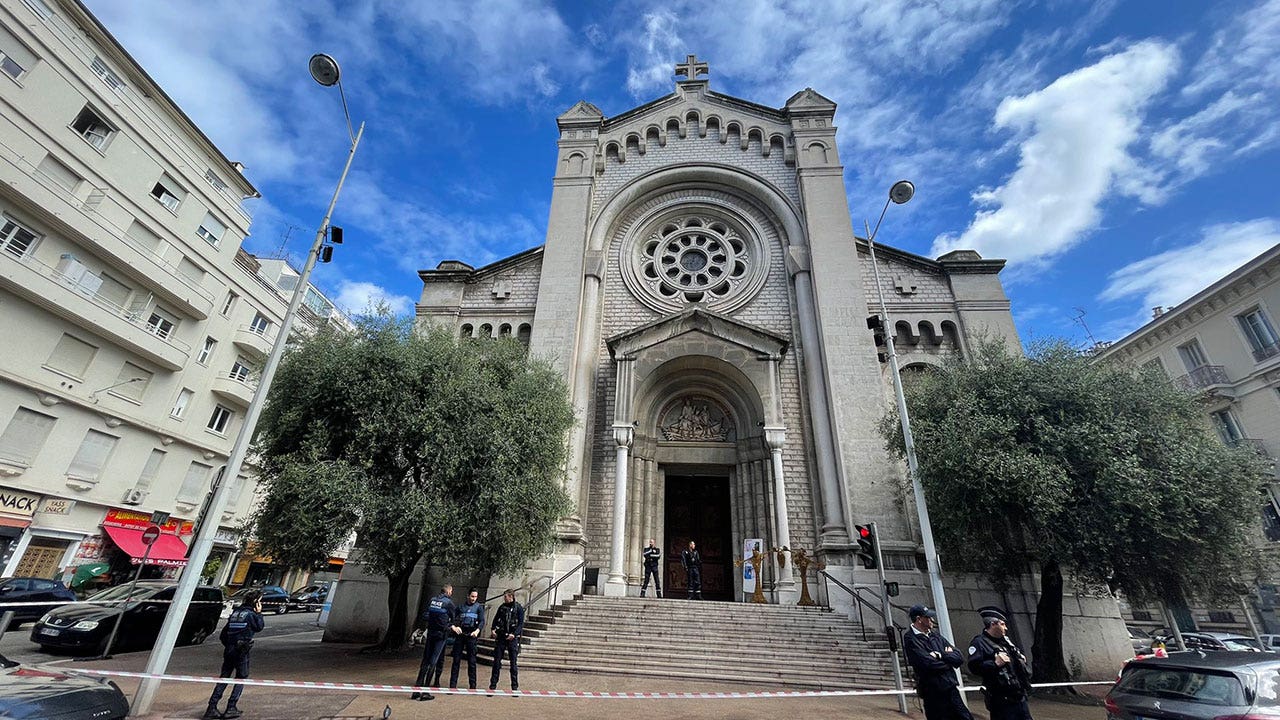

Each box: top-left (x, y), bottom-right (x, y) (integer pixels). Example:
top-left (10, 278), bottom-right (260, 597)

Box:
top-left (1253, 341), bottom-right (1280, 363)
top-left (1177, 364), bottom-right (1230, 390)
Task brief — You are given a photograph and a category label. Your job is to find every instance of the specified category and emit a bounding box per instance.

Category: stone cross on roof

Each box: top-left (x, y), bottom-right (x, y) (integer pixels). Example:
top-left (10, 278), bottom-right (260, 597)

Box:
top-left (675, 54), bottom-right (709, 83)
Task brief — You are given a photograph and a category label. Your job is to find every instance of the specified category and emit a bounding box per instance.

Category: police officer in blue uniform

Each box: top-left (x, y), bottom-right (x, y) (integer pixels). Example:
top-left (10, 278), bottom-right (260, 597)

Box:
top-left (449, 588), bottom-right (485, 690)
top-left (967, 606), bottom-right (1034, 720)
top-left (413, 584), bottom-right (459, 701)
top-left (903, 604), bottom-right (972, 720)
top-left (641, 538), bottom-right (662, 598)
top-left (681, 540), bottom-right (703, 599)
top-left (204, 590), bottom-right (265, 719)
top-left (488, 589), bottom-right (525, 692)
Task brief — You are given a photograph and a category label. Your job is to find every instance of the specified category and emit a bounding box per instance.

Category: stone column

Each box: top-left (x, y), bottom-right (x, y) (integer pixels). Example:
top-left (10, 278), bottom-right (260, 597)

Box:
top-left (765, 427), bottom-right (797, 602)
top-left (605, 357), bottom-right (636, 596)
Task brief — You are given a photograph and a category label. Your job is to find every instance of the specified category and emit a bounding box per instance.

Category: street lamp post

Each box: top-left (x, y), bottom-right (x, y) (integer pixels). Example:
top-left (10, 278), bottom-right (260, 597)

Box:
top-left (129, 54), bottom-right (363, 716)
top-left (863, 181), bottom-right (957, 647)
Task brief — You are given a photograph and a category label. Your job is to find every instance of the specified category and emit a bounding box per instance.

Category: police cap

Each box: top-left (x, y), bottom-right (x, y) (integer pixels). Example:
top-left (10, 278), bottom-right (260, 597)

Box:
top-left (908, 604), bottom-right (936, 620)
top-left (977, 606), bottom-right (1007, 622)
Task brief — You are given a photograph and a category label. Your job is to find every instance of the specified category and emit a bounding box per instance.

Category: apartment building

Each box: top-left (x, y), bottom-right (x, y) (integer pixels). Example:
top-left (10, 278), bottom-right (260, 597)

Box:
top-left (0, 0), bottom-right (332, 588)
top-left (1095, 242), bottom-right (1280, 632)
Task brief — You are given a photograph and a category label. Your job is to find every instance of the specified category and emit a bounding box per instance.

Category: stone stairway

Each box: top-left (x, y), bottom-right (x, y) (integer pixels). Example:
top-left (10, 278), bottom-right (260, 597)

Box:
top-left (480, 595), bottom-right (902, 690)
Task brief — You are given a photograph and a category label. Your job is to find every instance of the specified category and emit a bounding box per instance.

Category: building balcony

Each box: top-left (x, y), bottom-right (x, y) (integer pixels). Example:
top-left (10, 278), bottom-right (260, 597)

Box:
top-left (1177, 365), bottom-right (1232, 392)
top-left (211, 372), bottom-right (256, 407)
top-left (233, 325), bottom-right (275, 359)
top-left (0, 247), bottom-right (190, 370)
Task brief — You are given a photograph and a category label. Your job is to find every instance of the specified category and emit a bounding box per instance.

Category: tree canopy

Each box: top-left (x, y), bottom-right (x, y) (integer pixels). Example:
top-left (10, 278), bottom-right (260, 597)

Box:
top-left (248, 314), bottom-right (574, 649)
top-left (881, 340), bottom-right (1268, 680)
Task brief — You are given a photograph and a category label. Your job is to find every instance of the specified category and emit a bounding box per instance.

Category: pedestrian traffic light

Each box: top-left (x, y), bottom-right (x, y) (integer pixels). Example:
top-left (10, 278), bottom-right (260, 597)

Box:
top-left (855, 523), bottom-right (877, 569)
top-left (329, 225), bottom-right (344, 244)
top-left (318, 245), bottom-right (334, 263)
top-left (866, 314), bottom-right (888, 363)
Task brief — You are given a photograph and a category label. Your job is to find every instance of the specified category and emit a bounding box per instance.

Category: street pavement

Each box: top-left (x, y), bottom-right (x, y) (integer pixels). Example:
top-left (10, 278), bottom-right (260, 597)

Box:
top-left (5, 620), bottom-right (1109, 720)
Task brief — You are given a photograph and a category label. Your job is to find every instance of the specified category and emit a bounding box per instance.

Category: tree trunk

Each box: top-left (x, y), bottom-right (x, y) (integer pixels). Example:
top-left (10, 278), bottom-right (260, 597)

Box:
top-left (367, 564), bottom-right (415, 653)
top-left (1031, 559), bottom-right (1071, 683)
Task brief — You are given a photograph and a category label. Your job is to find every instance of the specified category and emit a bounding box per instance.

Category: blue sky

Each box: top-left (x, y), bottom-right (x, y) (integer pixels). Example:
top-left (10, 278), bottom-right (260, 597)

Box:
top-left (85, 0), bottom-right (1280, 345)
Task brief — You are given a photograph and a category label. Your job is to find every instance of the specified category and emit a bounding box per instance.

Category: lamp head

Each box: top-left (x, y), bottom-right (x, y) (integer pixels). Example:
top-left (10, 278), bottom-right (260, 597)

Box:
top-left (309, 53), bottom-right (341, 87)
top-left (889, 180), bottom-right (915, 205)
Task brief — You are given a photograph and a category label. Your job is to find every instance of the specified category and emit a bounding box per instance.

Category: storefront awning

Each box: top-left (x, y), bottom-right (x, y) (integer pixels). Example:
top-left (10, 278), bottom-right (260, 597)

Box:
top-left (103, 526), bottom-right (189, 568)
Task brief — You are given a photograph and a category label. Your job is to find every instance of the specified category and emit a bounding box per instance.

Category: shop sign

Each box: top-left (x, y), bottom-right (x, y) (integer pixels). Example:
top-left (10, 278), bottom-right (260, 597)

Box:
top-left (0, 489), bottom-right (41, 517)
top-left (38, 497), bottom-right (75, 516)
top-left (103, 508), bottom-right (193, 536)
top-left (214, 528), bottom-right (240, 546)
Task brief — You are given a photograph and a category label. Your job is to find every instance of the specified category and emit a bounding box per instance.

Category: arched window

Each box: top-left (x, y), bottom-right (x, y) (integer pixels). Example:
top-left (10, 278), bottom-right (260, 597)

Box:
top-left (479, 323), bottom-right (493, 338)
top-left (517, 324), bottom-right (532, 347)
top-left (499, 323), bottom-right (512, 337)
top-left (459, 323), bottom-right (473, 339)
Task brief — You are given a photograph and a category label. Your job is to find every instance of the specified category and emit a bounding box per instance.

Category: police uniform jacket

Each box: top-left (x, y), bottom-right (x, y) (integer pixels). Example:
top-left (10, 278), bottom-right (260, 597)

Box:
top-left (456, 601), bottom-right (484, 634)
top-left (642, 546), bottom-right (661, 569)
top-left (967, 631), bottom-right (1032, 701)
top-left (492, 601), bottom-right (525, 639)
top-left (421, 593), bottom-right (458, 637)
top-left (220, 605), bottom-right (265, 651)
top-left (681, 549), bottom-right (702, 569)
top-left (903, 627), bottom-right (963, 694)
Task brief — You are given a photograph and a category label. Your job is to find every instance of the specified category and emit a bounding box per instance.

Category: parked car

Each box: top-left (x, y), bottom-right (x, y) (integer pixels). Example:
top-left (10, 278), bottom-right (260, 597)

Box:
top-left (286, 584), bottom-right (329, 612)
top-left (1259, 633), bottom-right (1280, 652)
top-left (1152, 629), bottom-right (1264, 652)
top-left (0, 652), bottom-right (127, 719)
top-left (226, 585), bottom-right (290, 615)
top-left (1127, 626), bottom-right (1152, 655)
top-left (1106, 650), bottom-right (1280, 719)
top-left (0, 577), bottom-right (76, 626)
top-left (30, 582), bottom-right (223, 654)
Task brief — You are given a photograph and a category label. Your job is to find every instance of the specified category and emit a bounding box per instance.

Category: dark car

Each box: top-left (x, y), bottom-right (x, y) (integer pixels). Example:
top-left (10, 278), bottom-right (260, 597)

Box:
top-left (30, 582), bottom-right (223, 654)
top-left (0, 578), bottom-right (76, 625)
top-left (0, 652), bottom-right (128, 719)
top-left (1106, 651), bottom-right (1280, 719)
top-left (1127, 626), bottom-right (1152, 655)
top-left (286, 584), bottom-right (329, 612)
top-left (226, 585), bottom-right (289, 615)
top-left (1153, 628), bottom-right (1264, 652)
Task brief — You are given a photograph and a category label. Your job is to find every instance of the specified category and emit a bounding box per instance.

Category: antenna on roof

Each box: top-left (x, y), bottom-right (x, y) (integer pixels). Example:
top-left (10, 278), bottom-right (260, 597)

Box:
top-left (274, 224), bottom-right (301, 258)
top-left (1072, 307), bottom-right (1097, 346)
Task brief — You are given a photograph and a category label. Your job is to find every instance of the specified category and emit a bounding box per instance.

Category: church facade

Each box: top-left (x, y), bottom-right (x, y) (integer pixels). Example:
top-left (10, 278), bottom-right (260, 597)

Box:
top-left (410, 57), bottom-right (1130, 673)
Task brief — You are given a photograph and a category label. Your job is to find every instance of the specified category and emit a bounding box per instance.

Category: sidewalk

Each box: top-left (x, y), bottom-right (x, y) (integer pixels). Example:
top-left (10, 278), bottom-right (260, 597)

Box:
top-left (61, 630), bottom-right (1106, 719)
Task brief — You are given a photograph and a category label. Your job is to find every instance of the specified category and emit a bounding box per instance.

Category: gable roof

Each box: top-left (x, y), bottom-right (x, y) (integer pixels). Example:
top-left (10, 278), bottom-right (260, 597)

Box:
top-left (606, 304), bottom-right (788, 359)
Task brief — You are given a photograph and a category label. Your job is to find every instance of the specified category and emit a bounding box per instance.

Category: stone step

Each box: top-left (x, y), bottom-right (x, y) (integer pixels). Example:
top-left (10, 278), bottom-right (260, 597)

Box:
top-left (525, 642), bottom-right (896, 668)
top-left (517, 652), bottom-right (898, 690)
top-left (522, 621), bottom-right (884, 644)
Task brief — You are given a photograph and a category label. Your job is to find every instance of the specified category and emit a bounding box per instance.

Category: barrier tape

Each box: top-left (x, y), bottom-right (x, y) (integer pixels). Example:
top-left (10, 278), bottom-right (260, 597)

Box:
top-left (63, 669), bottom-right (1114, 699)
top-left (0, 600), bottom-right (252, 607)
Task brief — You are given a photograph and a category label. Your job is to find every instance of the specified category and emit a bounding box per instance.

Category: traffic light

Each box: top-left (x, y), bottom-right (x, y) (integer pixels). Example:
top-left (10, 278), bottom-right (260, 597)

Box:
top-left (866, 314), bottom-right (888, 363)
top-left (319, 245), bottom-right (334, 263)
top-left (855, 523), bottom-right (878, 569)
top-left (330, 226), bottom-right (344, 244)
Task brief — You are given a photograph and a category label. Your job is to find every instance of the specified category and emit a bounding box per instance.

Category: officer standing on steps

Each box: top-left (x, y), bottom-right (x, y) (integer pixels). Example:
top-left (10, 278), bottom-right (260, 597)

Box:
top-left (681, 540), bottom-right (703, 599)
top-left (412, 584), bottom-right (459, 702)
top-left (489, 589), bottom-right (525, 693)
top-left (903, 604), bottom-right (972, 720)
top-left (641, 538), bottom-right (662, 598)
top-left (449, 588), bottom-right (485, 690)
top-left (204, 590), bottom-right (265, 720)
top-left (968, 606), bottom-right (1034, 720)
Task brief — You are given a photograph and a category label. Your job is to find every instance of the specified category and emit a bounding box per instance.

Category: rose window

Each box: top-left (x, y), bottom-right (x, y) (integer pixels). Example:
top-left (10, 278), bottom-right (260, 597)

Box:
top-left (639, 217), bottom-right (750, 304)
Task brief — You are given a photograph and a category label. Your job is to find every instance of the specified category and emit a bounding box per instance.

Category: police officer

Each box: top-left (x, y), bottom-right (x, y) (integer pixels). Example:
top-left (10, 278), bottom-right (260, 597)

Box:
top-left (640, 538), bottom-right (662, 598)
top-left (488, 589), bottom-right (525, 692)
top-left (967, 606), bottom-right (1034, 720)
top-left (903, 605), bottom-right (972, 720)
top-left (204, 590), bottom-right (265, 720)
top-left (681, 540), bottom-right (703, 600)
top-left (413, 584), bottom-right (459, 701)
top-left (449, 588), bottom-right (485, 690)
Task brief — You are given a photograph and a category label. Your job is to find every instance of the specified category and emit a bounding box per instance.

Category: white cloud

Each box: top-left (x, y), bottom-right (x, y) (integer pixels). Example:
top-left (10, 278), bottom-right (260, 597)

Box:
top-left (932, 41), bottom-right (1178, 267)
top-left (334, 280), bottom-right (414, 317)
top-left (1098, 219), bottom-right (1280, 335)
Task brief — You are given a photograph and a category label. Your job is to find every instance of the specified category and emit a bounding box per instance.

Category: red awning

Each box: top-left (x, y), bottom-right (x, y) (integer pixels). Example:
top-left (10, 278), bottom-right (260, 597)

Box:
top-left (103, 526), bottom-right (189, 568)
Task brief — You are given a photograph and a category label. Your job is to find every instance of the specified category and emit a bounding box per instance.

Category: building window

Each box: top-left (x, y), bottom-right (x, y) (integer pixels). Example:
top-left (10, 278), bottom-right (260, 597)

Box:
top-left (228, 474), bottom-right (247, 507)
top-left (70, 106), bottom-right (113, 151)
top-left (1238, 307), bottom-right (1280, 362)
top-left (249, 312), bottom-right (271, 335)
top-left (1177, 339), bottom-right (1209, 373)
top-left (145, 307), bottom-right (177, 339)
top-left (460, 324), bottom-right (473, 338)
top-left (1208, 611), bottom-right (1236, 624)
top-left (125, 220), bottom-right (162, 253)
top-left (36, 154), bottom-right (81, 193)
top-left (0, 22), bottom-right (37, 81)
top-left (95, 272), bottom-right (132, 309)
top-left (517, 323), bottom-right (532, 346)
top-left (204, 169), bottom-right (229, 193)
top-left (20, 0), bottom-right (53, 19)
top-left (1141, 357), bottom-right (1166, 377)
top-left (66, 429), bottom-right (117, 481)
top-left (89, 56), bottom-right (124, 91)
top-left (0, 216), bottom-right (39, 257)
top-left (221, 291), bottom-right (238, 316)
top-left (111, 362), bottom-right (152, 401)
top-left (207, 404), bottom-right (233, 434)
top-left (136, 448), bottom-right (165, 491)
top-left (196, 337), bottom-right (216, 365)
top-left (229, 357), bottom-right (251, 382)
top-left (1263, 498), bottom-right (1280, 542)
top-left (1211, 409), bottom-right (1245, 445)
top-left (0, 407), bottom-right (57, 467)
top-left (150, 174), bottom-right (185, 213)
top-left (176, 461), bottom-right (212, 504)
top-left (196, 212), bottom-right (227, 247)
top-left (44, 333), bottom-right (97, 378)
top-left (170, 388), bottom-right (193, 419)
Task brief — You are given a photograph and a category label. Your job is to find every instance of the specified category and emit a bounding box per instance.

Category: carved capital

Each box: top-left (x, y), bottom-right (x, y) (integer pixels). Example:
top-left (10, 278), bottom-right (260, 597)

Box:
top-left (763, 425), bottom-right (786, 450)
top-left (612, 423), bottom-right (634, 449)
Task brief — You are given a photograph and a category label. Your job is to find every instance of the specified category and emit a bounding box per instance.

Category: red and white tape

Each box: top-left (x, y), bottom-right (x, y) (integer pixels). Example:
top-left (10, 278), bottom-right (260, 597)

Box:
top-left (64, 668), bottom-right (1113, 699)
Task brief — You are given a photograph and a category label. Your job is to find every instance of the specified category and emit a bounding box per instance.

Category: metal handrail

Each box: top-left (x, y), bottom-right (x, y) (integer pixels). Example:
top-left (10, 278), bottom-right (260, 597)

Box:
top-left (820, 570), bottom-right (892, 642)
top-left (528, 560), bottom-right (586, 612)
top-left (853, 585), bottom-right (915, 625)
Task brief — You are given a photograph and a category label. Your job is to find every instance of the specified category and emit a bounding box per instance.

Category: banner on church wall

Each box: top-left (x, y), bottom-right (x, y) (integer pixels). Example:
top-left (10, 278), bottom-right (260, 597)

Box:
top-left (743, 538), bottom-right (763, 595)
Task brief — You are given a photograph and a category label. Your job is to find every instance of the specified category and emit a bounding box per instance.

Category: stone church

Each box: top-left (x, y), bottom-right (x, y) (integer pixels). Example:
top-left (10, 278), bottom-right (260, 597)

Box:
top-left (338, 56), bottom-right (1128, 675)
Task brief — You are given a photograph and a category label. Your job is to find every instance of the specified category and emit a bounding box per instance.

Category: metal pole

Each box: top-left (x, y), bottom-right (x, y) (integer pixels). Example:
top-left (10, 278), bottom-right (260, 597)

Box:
top-left (0, 610), bottom-right (13, 640)
top-left (872, 522), bottom-right (909, 714)
top-left (102, 540), bottom-right (153, 659)
top-left (865, 220), bottom-right (956, 651)
top-left (131, 122), bottom-right (364, 716)
top-left (1160, 601), bottom-right (1187, 652)
top-left (1242, 596), bottom-right (1266, 650)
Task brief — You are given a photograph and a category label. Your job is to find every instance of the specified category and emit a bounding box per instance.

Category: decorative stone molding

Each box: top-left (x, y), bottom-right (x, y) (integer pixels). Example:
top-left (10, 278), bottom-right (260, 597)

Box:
top-left (64, 475), bottom-right (96, 491)
top-left (38, 394), bottom-right (60, 407)
top-left (101, 415), bottom-right (123, 428)
top-left (158, 435), bottom-right (175, 446)
top-left (659, 397), bottom-right (733, 442)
